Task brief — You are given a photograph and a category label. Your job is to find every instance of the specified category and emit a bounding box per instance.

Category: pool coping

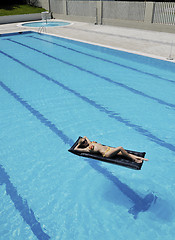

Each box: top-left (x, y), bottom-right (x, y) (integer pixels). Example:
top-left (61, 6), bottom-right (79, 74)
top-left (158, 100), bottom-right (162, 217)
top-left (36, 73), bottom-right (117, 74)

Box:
top-left (33, 29), bottom-right (175, 63)
top-left (16, 19), bottom-right (73, 28)
top-left (1, 19), bottom-right (175, 63)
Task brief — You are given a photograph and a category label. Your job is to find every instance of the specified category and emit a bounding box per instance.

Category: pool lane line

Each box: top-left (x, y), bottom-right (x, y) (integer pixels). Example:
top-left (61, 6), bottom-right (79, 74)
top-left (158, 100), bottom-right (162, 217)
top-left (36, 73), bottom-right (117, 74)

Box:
top-left (6, 39), bottom-right (175, 111)
top-left (0, 164), bottom-right (50, 240)
top-left (0, 80), bottom-right (156, 219)
top-left (0, 49), bottom-right (175, 154)
top-left (28, 35), bottom-right (175, 85)
top-left (0, 80), bottom-right (72, 146)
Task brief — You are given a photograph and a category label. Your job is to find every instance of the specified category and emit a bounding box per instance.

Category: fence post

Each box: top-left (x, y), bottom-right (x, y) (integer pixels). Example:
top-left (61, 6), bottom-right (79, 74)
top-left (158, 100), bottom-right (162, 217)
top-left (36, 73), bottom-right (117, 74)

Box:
top-left (144, 2), bottom-right (154, 24)
top-left (96, 0), bottom-right (102, 25)
top-left (63, 0), bottom-right (68, 16)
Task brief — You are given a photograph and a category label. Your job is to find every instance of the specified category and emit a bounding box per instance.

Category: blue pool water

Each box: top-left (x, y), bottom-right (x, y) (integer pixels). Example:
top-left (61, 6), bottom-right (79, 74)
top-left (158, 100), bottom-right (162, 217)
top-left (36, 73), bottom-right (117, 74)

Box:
top-left (22, 21), bottom-right (70, 27)
top-left (0, 31), bottom-right (175, 240)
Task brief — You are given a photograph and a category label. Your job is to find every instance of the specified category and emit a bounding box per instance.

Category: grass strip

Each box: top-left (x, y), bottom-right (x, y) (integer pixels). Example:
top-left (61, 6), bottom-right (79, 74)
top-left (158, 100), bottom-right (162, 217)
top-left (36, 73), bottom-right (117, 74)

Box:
top-left (0, 4), bottom-right (46, 16)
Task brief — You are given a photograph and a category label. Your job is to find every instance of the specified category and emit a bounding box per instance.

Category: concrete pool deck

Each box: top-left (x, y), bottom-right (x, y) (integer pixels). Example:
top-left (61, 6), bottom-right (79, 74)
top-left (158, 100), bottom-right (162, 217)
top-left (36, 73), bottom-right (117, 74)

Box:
top-left (0, 19), bottom-right (175, 62)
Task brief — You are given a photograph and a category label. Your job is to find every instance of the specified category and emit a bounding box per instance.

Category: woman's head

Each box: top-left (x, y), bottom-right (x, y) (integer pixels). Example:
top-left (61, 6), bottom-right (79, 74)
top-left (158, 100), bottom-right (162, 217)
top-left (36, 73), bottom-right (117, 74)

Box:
top-left (78, 137), bottom-right (89, 148)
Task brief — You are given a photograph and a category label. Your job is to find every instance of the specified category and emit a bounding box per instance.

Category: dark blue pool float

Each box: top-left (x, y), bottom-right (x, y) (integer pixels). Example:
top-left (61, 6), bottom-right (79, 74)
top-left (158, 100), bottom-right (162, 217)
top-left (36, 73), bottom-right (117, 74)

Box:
top-left (68, 137), bottom-right (145, 170)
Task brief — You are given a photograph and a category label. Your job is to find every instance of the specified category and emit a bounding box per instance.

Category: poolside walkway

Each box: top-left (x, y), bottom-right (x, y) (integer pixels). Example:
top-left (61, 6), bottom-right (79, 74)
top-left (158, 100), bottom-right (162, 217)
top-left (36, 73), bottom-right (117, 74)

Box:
top-left (0, 20), bottom-right (175, 61)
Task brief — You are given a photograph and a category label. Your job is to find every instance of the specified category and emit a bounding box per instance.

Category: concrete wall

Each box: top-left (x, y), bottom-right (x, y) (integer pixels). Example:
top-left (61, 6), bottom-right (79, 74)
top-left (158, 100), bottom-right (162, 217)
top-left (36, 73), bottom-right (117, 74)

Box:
top-left (0, 13), bottom-right (42, 25)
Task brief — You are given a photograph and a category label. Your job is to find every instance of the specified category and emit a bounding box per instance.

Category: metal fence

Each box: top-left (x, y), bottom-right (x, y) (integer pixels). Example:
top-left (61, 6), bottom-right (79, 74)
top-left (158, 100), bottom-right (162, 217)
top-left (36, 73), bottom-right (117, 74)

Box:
top-left (51, 0), bottom-right (64, 15)
top-left (67, 0), bottom-right (96, 17)
top-left (153, 2), bottom-right (175, 25)
top-left (53, 0), bottom-right (146, 21)
top-left (39, 0), bottom-right (175, 28)
top-left (103, 1), bottom-right (146, 22)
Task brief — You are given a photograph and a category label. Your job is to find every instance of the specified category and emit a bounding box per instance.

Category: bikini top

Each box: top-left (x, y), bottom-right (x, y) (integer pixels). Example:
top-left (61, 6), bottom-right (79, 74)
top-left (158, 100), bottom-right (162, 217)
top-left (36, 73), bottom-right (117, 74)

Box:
top-left (88, 141), bottom-right (97, 151)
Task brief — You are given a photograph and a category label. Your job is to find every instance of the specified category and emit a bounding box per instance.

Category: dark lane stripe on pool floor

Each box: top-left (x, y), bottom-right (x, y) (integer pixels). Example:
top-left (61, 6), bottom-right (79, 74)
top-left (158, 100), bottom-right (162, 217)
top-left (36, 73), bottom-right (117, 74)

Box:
top-left (29, 35), bottom-right (175, 85)
top-left (0, 49), bottom-right (175, 153)
top-left (0, 80), bottom-right (156, 219)
top-left (0, 165), bottom-right (50, 240)
top-left (6, 39), bottom-right (175, 111)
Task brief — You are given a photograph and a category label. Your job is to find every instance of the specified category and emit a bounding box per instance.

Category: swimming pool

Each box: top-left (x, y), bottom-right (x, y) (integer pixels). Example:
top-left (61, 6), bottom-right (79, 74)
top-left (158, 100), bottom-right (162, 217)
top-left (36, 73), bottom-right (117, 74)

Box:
top-left (0, 31), bottom-right (175, 240)
top-left (22, 21), bottom-right (70, 27)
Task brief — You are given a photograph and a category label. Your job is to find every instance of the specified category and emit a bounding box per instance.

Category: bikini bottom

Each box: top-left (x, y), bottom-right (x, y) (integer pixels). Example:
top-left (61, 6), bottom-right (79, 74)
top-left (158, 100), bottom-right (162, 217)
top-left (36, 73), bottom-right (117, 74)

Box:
top-left (102, 147), bottom-right (111, 157)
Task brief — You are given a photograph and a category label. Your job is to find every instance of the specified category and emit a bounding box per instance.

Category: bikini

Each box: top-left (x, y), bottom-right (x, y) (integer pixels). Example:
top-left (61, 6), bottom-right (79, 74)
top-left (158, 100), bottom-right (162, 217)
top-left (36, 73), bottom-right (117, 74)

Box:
top-left (102, 147), bottom-right (111, 157)
top-left (89, 141), bottom-right (111, 157)
top-left (88, 141), bottom-right (96, 151)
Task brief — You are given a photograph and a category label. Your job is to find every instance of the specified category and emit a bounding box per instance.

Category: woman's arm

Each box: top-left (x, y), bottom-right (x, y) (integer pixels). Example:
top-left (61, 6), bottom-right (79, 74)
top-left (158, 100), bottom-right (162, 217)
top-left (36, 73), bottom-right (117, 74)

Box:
top-left (74, 143), bottom-right (81, 151)
top-left (74, 136), bottom-right (91, 152)
top-left (74, 144), bottom-right (89, 153)
top-left (75, 147), bottom-right (89, 153)
top-left (83, 136), bottom-right (91, 144)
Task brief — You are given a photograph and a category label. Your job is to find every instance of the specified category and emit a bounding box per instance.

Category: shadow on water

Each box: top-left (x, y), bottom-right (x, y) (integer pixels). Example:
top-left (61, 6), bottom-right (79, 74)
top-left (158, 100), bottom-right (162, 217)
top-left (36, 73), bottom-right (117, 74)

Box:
top-left (148, 197), bottom-right (175, 222)
top-left (0, 164), bottom-right (50, 240)
top-left (87, 160), bottom-right (174, 221)
top-left (87, 160), bottom-right (156, 219)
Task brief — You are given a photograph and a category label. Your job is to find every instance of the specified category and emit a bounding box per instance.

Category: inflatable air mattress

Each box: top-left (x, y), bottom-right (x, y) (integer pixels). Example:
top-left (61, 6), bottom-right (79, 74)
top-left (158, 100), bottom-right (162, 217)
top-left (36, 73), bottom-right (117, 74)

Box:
top-left (68, 137), bottom-right (145, 170)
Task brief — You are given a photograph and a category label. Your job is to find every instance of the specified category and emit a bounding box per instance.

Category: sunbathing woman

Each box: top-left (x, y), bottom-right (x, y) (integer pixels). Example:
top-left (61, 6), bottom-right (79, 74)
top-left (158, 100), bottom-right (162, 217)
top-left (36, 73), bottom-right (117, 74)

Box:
top-left (74, 136), bottom-right (148, 163)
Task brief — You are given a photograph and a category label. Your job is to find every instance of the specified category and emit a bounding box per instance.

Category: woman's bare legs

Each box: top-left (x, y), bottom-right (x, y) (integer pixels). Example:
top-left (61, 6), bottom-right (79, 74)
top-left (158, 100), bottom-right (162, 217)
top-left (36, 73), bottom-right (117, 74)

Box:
top-left (105, 146), bottom-right (148, 163)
